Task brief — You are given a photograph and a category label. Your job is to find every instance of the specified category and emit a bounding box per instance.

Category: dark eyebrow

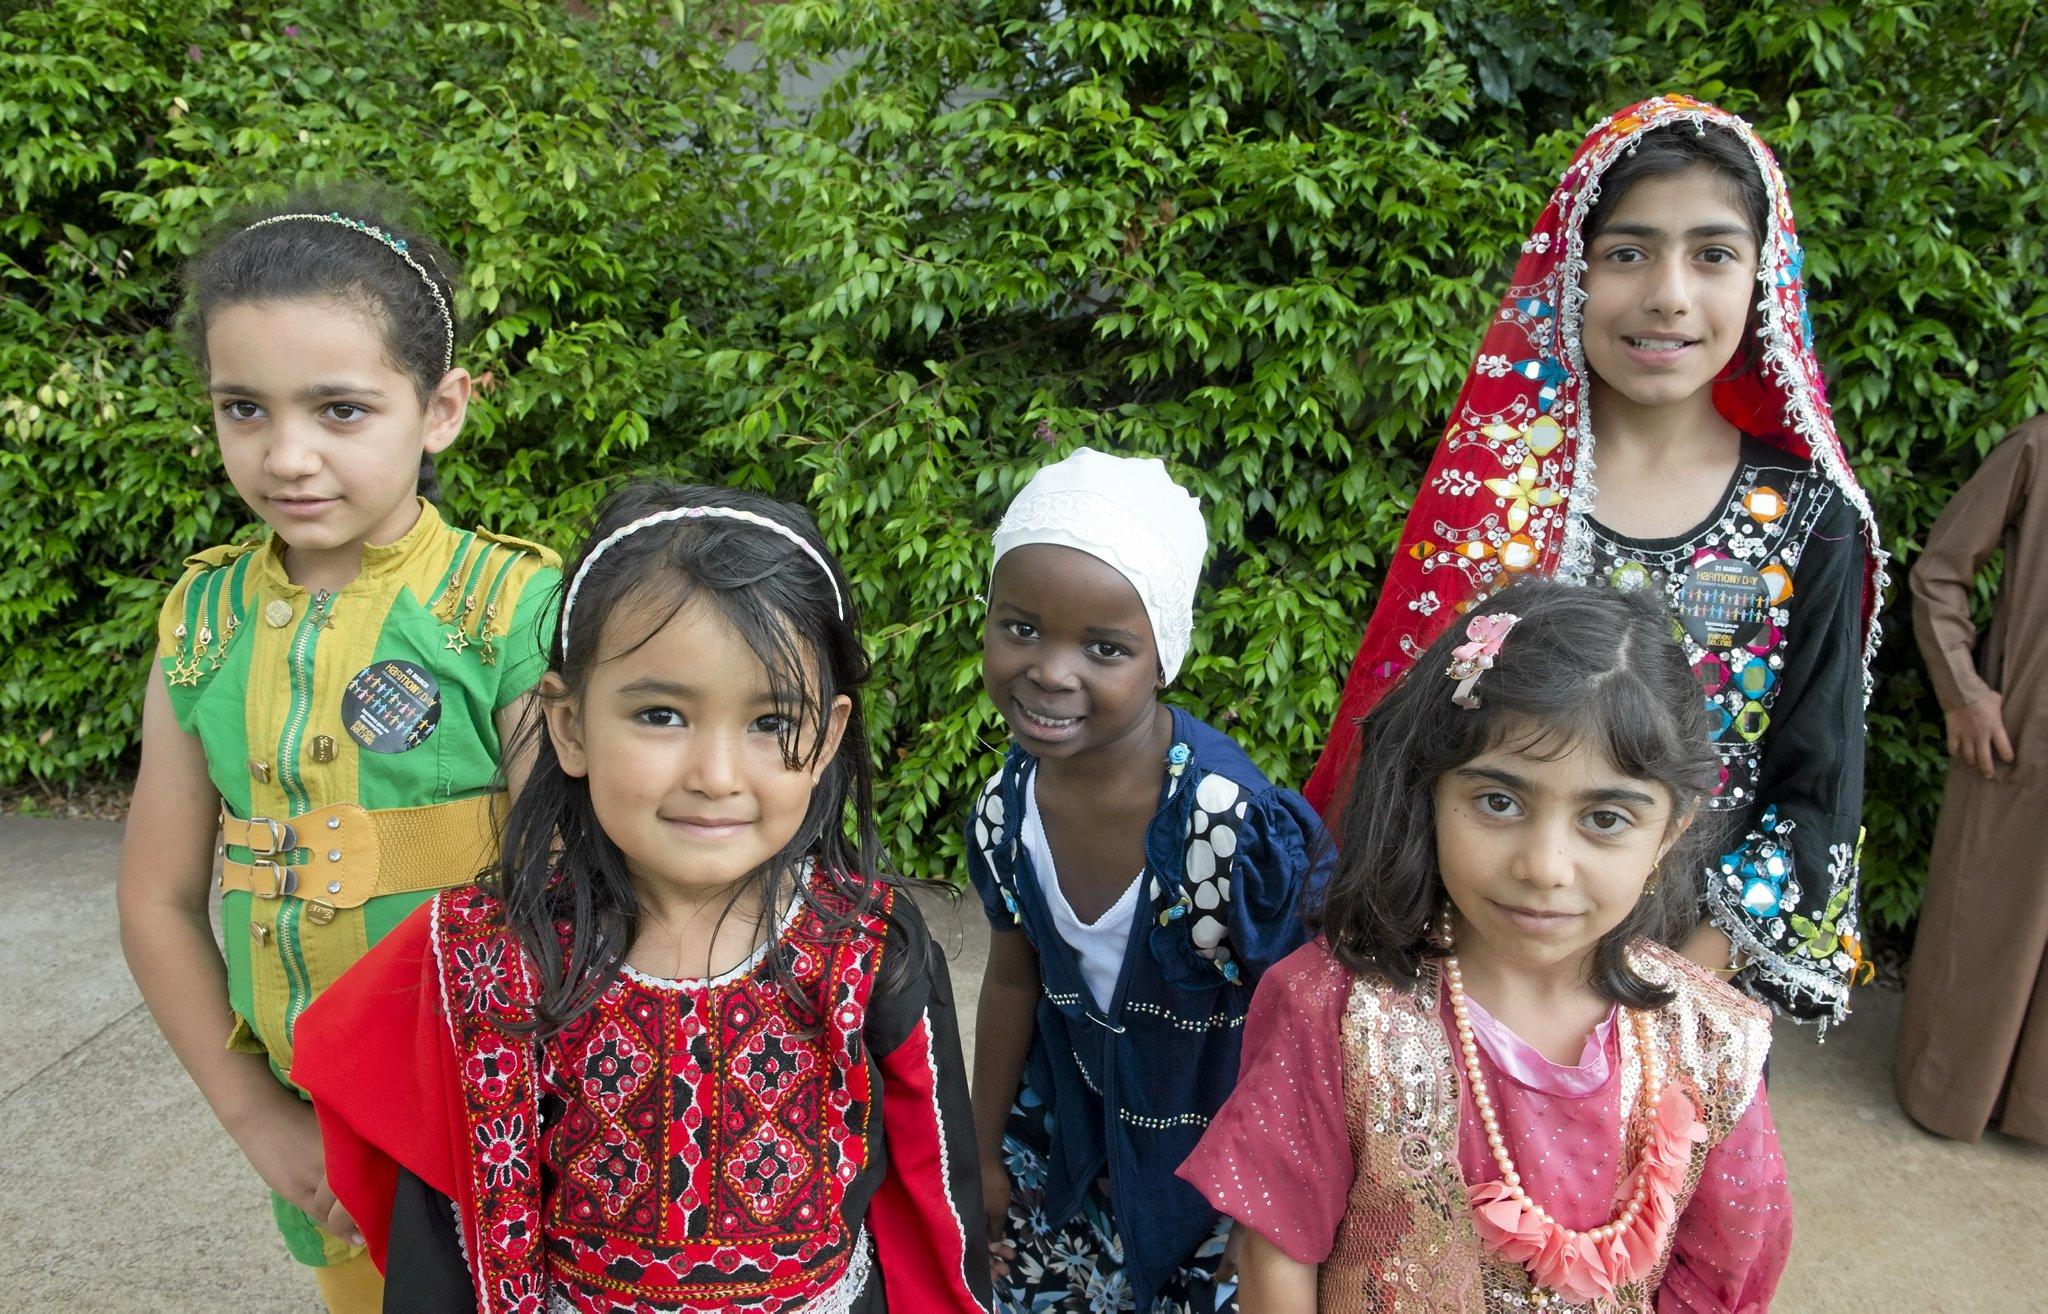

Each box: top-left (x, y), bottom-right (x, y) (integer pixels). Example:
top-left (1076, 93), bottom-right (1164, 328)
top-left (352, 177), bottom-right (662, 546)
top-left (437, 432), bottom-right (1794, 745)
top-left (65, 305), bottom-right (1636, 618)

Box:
top-left (615, 678), bottom-right (696, 699)
top-left (295, 382), bottom-right (389, 402)
top-left (1084, 626), bottom-right (1143, 644)
top-left (1580, 786), bottom-right (1660, 807)
top-left (1596, 221), bottom-right (1753, 242)
top-left (614, 677), bottom-right (777, 707)
top-left (1456, 765), bottom-right (1533, 791)
top-left (205, 381), bottom-right (390, 401)
top-left (1454, 765), bottom-right (1658, 808)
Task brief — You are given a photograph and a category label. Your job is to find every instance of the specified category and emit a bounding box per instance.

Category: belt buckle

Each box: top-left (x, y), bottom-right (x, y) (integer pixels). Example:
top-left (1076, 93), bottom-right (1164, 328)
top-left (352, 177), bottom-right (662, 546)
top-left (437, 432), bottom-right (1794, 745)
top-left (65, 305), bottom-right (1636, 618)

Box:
top-left (248, 858), bottom-right (298, 899)
top-left (244, 815), bottom-right (298, 858)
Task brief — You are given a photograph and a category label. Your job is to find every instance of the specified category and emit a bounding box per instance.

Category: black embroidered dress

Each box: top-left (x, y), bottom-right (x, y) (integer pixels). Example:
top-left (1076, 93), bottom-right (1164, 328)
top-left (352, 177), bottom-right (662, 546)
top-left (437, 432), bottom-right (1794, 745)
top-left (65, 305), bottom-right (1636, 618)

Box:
top-left (1573, 435), bottom-right (1869, 1025)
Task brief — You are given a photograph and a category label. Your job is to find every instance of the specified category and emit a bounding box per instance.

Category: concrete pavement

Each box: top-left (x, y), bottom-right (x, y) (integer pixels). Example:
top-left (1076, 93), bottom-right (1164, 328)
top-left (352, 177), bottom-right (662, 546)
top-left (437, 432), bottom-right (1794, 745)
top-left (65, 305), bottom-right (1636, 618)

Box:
top-left (2, 815), bottom-right (2041, 1311)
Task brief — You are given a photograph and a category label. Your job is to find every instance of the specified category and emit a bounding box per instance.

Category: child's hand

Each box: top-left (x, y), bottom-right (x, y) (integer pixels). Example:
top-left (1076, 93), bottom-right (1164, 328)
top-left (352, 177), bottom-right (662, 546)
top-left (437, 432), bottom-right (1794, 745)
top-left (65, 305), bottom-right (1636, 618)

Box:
top-left (234, 1094), bottom-right (361, 1243)
top-left (1215, 1220), bottom-right (1243, 1284)
top-left (312, 1175), bottom-right (366, 1248)
top-left (981, 1157), bottom-right (1014, 1277)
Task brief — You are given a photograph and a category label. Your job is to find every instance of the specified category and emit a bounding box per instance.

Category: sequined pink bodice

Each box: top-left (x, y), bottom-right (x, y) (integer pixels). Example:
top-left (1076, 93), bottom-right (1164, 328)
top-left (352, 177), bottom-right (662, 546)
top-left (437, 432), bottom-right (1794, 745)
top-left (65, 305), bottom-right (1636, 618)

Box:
top-left (1179, 940), bottom-right (1793, 1312)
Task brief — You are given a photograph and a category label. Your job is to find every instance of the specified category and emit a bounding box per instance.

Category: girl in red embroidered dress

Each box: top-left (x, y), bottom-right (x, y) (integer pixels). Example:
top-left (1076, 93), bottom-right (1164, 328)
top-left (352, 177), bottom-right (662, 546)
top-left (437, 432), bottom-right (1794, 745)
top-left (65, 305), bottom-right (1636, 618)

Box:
top-left (1181, 581), bottom-right (1792, 1312)
top-left (1302, 96), bottom-right (1883, 1030)
top-left (293, 482), bottom-right (991, 1313)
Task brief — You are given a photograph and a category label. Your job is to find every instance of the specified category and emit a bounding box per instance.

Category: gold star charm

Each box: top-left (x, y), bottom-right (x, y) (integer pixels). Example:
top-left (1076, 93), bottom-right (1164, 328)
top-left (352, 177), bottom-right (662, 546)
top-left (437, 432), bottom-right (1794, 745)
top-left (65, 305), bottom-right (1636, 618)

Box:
top-left (444, 629), bottom-right (471, 654)
top-left (169, 659), bottom-right (201, 687)
top-left (478, 637), bottom-right (498, 666)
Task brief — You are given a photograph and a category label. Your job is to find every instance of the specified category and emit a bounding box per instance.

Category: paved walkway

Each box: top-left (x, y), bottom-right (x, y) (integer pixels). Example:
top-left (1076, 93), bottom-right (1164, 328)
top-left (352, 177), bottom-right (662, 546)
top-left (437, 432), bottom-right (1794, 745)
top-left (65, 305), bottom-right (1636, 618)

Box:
top-left (2, 816), bottom-right (2041, 1310)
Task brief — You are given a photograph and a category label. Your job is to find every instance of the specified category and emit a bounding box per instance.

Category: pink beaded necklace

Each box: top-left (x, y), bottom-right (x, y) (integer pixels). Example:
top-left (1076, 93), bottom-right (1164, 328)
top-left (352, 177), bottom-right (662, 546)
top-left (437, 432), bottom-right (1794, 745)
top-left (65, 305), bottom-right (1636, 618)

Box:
top-left (1445, 955), bottom-right (1708, 1307)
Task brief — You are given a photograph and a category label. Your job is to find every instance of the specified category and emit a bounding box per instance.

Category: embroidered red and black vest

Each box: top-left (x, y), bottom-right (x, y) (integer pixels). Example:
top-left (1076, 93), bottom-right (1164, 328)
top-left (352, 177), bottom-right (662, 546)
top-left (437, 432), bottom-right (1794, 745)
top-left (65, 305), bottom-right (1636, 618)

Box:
top-left (1317, 944), bottom-right (1770, 1313)
top-left (430, 883), bottom-right (892, 1313)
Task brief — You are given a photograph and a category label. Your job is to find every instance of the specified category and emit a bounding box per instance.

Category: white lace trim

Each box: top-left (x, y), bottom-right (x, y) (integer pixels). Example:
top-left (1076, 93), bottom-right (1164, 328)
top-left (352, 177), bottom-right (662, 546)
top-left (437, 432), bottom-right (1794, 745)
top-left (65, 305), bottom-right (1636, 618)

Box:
top-left (918, 1009), bottom-right (979, 1306)
top-left (1552, 102), bottom-right (1885, 706)
top-left (615, 867), bottom-right (810, 992)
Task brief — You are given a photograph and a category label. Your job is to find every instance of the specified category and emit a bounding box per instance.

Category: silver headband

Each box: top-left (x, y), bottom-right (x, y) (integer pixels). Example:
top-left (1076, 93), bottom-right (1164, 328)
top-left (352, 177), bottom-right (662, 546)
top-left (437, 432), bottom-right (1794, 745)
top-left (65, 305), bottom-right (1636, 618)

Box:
top-left (560, 505), bottom-right (847, 655)
top-left (240, 212), bottom-right (455, 373)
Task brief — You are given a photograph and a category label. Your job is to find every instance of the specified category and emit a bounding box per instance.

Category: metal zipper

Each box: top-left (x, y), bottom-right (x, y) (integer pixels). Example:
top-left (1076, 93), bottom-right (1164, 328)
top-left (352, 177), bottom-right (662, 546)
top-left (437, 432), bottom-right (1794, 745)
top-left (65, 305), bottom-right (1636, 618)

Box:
top-left (279, 898), bottom-right (312, 1044)
top-left (277, 590), bottom-right (330, 815)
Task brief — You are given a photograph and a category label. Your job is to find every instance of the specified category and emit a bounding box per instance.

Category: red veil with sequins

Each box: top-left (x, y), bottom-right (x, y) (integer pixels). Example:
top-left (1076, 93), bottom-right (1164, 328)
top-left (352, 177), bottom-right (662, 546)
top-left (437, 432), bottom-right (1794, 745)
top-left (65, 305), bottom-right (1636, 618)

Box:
top-left (1306, 95), bottom-right (1883, 810)
top-left (1304, 96), bottom-right (1886, 1024)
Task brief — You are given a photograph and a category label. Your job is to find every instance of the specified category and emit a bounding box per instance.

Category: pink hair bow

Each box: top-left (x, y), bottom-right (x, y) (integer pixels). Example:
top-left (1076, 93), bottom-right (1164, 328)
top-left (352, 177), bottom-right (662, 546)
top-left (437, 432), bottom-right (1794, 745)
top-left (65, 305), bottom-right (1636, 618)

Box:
top-left (1446, 612), bottom-right (1521, 709)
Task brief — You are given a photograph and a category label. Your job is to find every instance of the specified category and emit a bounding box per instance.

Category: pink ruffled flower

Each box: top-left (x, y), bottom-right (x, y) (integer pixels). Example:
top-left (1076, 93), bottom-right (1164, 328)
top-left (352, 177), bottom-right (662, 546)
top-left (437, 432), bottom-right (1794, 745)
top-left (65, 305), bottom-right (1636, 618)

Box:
top-left (1449, 611), bottom-right (1520, 675)
top-left (1469, 1085), bottom-right (1708, 1302)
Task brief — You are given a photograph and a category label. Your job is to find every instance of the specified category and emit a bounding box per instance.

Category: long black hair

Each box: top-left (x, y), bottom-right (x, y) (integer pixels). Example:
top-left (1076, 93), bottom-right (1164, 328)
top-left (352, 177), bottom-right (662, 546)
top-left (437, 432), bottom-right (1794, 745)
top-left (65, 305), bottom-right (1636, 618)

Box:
top-left (1310, 578), bottom-right (1722, 1008)
top-left (178, 182), bottom-right (460, 499)
top-left (490, 479), bottom-right (901, 1039)
top-left (1587, 120), bottom-right (1769, 246)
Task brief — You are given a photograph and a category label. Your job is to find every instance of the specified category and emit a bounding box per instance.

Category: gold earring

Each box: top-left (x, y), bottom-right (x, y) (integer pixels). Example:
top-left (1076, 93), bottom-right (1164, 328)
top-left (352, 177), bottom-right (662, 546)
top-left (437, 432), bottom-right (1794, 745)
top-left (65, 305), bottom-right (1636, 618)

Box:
top-left (1643, 870), bottom-right (1660, 897)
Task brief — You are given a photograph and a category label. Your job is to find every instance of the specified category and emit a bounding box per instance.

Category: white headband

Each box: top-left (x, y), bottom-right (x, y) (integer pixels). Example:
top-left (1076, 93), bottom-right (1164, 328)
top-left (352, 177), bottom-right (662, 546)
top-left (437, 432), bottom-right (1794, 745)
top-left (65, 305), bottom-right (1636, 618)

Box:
top-left (560, 505), bottom-right (846, 655)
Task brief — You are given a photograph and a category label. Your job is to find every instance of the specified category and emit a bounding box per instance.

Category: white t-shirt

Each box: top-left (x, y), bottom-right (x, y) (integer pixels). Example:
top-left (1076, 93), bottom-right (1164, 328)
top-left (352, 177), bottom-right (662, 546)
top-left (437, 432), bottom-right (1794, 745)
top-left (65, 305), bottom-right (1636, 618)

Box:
top-left (1022, 775), bottom-right (1143, 1013)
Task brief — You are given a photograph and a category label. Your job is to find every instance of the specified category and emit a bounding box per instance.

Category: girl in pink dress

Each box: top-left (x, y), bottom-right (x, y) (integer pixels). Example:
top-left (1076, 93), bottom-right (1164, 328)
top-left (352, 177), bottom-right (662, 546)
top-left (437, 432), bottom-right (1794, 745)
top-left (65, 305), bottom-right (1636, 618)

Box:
top-left (1179, 579), bottom-right (1791, 1312)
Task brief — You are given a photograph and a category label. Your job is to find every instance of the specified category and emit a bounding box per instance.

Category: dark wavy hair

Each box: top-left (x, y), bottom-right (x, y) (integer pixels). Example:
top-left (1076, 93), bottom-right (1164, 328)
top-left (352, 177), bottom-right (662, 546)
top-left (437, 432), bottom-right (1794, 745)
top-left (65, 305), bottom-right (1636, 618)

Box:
top-left (1309, 578), bottom-right (1722, 1009)
top-left (1587, 120), bottom-right (1769, 247)
top-left (178, 182), bottom-right (460, 500)
top-left (490, 480), bottom-right (903, 1039)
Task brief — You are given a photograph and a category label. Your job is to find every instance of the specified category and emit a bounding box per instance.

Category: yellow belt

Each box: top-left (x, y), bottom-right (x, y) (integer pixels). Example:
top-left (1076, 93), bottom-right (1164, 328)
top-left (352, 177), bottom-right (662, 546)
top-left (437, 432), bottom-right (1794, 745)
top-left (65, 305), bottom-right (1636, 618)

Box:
top-left (218, 795), bottom-right (505, 913)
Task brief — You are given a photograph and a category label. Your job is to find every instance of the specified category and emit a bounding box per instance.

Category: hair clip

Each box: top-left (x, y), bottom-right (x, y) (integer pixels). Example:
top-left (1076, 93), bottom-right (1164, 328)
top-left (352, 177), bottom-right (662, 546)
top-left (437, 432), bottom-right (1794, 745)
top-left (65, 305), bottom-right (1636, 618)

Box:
top-left (1446, 612), bottom-right (1521, 709)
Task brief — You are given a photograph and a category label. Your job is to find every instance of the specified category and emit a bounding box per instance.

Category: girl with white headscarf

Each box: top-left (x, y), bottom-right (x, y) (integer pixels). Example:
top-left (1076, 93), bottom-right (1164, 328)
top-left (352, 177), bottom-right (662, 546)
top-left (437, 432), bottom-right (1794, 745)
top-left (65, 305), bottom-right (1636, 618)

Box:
top-left (963, 447), bottom-right (1334, 1313)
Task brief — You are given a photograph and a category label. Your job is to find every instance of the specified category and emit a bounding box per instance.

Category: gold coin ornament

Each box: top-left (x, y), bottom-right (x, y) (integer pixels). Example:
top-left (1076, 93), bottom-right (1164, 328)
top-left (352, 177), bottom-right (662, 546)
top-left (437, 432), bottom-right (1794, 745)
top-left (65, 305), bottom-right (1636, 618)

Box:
top-left (263, 599), bottom-right (295, 628)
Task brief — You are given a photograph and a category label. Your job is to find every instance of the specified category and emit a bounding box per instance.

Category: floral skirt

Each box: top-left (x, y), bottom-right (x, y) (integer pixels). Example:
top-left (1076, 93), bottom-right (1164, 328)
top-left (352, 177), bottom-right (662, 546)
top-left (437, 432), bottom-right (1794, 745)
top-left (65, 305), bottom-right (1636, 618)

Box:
top-left (992, 1085), bottom-right (1235, 1314)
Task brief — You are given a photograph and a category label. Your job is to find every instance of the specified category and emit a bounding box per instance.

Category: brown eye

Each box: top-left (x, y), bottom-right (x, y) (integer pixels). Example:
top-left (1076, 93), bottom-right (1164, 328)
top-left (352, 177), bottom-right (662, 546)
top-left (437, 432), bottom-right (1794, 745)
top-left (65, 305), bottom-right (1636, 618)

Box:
top-left (1584, 809), bottom-right (1633, 835)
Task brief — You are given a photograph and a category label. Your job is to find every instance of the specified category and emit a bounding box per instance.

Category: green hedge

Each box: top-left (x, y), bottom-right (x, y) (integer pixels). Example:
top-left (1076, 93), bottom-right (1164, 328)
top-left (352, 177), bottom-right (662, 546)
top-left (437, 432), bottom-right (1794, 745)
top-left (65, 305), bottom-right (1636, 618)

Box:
top-left (5, 1), bottom-right (2044, 926)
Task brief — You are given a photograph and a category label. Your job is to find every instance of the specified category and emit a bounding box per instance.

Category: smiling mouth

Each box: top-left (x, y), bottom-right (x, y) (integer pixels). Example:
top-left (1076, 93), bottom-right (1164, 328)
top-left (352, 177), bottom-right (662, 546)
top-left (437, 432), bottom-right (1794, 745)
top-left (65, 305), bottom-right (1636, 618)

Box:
top-left (1493, 901), bottom-right (1582, 927)
top-left (1015, 702), bottom-right (1083, 734)
top-left (1623, 335), bottom-right (1699, 351)
top-left (1011, 695), bottom-right (1089, 736)
top-left (665, 816), bottom-right (751, 836)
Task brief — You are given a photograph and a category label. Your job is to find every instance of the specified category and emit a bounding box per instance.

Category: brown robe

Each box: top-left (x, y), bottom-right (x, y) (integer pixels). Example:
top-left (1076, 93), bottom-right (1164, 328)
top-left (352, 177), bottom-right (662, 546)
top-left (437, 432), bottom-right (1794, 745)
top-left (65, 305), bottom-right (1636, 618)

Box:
top-left (1895, 415), bottom-right (2048, 1145)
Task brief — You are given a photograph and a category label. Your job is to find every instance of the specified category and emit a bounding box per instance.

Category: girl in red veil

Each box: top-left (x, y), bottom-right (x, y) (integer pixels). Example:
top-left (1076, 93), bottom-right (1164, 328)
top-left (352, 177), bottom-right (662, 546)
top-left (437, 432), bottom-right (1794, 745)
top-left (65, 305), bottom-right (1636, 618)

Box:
top-left (1304, 95), bottom-right (1884, 1029)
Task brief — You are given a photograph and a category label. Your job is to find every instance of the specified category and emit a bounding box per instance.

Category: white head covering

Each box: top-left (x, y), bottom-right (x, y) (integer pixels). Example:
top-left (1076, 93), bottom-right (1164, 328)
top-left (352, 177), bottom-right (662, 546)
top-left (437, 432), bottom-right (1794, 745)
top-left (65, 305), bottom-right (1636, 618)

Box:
top-left (991, 447), bottom-right (1209, 684)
